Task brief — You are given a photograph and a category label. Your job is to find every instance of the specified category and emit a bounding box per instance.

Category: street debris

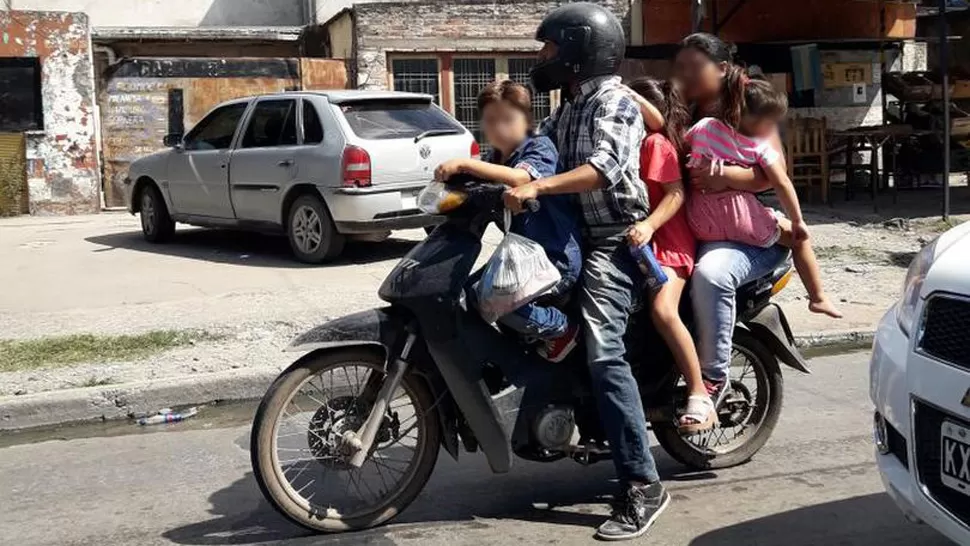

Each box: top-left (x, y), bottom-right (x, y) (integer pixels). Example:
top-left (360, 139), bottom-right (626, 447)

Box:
top-left (137, 406), bottom-right (199, 426)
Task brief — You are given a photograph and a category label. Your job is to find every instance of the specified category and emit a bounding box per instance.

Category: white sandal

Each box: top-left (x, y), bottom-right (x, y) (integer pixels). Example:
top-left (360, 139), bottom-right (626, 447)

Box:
top-left (678, 395), bottom-right (717, 434)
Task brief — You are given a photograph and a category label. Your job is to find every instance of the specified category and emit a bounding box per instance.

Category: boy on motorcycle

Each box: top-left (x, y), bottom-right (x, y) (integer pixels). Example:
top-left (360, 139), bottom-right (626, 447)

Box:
top-left (503, 3), bottom-right (670, 541)
top-left (434, 80), bottom-right (583, 362)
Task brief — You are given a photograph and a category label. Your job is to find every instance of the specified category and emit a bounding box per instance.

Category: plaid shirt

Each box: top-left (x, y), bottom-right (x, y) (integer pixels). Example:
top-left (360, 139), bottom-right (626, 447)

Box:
top-left (538, 76), bottom-right (650, 227)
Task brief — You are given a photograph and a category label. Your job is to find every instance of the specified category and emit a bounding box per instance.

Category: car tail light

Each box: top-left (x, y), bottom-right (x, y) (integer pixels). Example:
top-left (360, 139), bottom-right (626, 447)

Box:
top-left (470, 140), bottom-right (481, 158)
top-left (342, 146), bottom-right (372, 188)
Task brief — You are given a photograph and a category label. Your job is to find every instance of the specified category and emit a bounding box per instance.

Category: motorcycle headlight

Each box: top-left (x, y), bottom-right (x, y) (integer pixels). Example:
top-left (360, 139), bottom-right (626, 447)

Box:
top-left (897, 239), bottom-right (938, 337)
top-left (417, 182), bottom-right (467, 215)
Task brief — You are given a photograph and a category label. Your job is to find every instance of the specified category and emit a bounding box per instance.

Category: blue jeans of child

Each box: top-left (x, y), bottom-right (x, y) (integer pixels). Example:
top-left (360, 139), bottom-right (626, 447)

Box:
top-left (580, 234), bottom-right (659, 485)
top-left (497, 276), bottom-right (573, 340)
top-left (691, 241), bottom-right (789, 383)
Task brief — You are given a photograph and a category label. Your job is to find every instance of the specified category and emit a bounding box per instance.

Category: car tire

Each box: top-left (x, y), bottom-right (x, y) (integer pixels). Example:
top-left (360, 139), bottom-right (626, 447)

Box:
top-left (286, 194), bottom-right (345, 263)
top-left (139, 184), bottom-right (175, 243)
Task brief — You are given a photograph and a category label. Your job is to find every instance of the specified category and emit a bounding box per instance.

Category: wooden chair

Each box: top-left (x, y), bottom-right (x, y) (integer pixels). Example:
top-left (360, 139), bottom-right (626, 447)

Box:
top-left (785, 116), bottom-right (830, 204)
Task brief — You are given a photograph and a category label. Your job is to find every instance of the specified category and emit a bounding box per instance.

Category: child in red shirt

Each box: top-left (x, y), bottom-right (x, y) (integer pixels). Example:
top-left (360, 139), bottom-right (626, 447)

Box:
top-left (626, 78), bottom-right (714, 433)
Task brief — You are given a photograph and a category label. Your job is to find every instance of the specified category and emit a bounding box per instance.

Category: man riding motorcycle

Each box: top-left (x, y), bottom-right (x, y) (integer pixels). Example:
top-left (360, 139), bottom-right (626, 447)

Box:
top-left (504, 3), bottom-right (670, 540)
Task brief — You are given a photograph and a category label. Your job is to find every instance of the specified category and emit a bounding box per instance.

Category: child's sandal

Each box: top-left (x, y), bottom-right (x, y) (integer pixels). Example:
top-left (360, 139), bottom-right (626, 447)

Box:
top-left (678, 395), bottom-right (718, 434)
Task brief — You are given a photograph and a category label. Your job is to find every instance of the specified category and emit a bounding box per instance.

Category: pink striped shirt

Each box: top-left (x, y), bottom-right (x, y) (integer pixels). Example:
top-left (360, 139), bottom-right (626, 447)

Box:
top-left (684, 117), bottom-right (782, 247)
top-left (686, 117), bottom-right (780, 168)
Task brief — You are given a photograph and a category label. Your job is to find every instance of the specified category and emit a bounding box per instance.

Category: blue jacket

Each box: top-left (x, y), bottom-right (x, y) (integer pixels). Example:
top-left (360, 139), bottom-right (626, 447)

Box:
top-left (488, 135), bottom-right (582, 285)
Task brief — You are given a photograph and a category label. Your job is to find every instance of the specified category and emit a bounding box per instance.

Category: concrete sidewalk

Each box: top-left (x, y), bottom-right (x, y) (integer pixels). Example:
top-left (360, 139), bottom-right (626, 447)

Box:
top-left (0, 211), bottom-right (899, 339)
top-left (0, 210), bottom-right (945, 430)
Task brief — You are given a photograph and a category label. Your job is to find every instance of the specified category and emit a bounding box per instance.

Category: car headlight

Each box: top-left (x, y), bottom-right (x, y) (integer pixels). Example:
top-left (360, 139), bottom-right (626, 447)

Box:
top-left (897, 239), bottom-right (938, 336)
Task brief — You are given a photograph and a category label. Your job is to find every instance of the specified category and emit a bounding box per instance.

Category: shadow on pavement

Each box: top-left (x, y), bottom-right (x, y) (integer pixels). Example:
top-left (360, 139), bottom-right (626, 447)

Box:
top-left (162, 446), bottom-right (704, 545)
top-left (690, 493), bottom-right (953, 546)
top-left (162, 472), bottom-right (311, 545)
top-left (85, 228), bottom-right (418, 268)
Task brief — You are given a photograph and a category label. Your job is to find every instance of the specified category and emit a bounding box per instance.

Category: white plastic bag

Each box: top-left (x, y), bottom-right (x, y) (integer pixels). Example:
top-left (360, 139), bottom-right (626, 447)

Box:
top-left (474, 210), bottom-right (561, 323)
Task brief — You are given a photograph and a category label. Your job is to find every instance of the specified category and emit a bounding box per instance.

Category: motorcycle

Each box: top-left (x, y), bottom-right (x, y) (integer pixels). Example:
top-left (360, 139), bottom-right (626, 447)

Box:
top-left (250, 179), bottom-right (809, 533)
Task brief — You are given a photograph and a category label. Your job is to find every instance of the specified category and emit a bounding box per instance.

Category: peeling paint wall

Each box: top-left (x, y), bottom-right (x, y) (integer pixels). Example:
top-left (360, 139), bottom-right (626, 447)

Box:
top-left (0, 11), bottom-right (99, 214)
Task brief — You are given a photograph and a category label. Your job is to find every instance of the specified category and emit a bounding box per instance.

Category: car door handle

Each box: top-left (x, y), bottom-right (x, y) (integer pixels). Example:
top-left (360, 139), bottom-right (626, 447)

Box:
top-left (277, 159), bottom-right (294, 167)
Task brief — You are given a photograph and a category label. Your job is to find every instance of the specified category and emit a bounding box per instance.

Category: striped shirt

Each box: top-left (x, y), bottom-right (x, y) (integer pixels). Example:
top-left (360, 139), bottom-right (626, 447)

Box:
top-left (538, 76), bottom-right (650, 227)
top-left (686, 117), bottom-right (780, 168)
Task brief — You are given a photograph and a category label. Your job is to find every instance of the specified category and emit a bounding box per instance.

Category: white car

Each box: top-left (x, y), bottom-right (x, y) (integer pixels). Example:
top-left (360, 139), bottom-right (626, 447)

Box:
top-left (871, 220), bottom-right (970, 543)
top-left (125, 91), bottom-right (476, 263)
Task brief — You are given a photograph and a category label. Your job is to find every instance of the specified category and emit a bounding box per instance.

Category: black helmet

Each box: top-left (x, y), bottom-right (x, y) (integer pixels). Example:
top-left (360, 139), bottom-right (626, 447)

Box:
top-left (530, 2), bottom-right (626, 93)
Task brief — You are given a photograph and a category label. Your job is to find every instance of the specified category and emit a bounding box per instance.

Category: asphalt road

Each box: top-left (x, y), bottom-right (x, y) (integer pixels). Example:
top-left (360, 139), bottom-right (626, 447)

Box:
top-left (0, 351), bottom-right (953, 546)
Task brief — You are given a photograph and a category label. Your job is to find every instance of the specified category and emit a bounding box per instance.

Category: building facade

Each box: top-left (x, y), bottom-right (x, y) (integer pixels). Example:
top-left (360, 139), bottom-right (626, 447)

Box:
top-left (325, 0), bottom-right (634, 146)
top-left (0, 11), bottom-right (99, 215)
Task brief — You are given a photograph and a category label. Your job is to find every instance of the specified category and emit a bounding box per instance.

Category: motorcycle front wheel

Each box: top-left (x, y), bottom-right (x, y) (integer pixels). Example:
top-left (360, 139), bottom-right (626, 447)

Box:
top-left (653, 329), bottom-right (784, 470)
top-left (251, 347), bottom-right (441, 533)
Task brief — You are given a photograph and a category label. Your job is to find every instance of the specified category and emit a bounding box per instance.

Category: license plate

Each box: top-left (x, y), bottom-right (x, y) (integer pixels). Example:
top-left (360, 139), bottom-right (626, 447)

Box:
top-left (401, 192), bottom-right (417, 210)
top-left (941, 420), bottom-right (970, 496)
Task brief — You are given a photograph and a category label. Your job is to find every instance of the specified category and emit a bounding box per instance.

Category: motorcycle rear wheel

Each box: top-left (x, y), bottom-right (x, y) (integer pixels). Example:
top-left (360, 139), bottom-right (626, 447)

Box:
top-left (653, 329), bottom-right (783, 470)
top-left (251, 347), bottom-right (441, 533)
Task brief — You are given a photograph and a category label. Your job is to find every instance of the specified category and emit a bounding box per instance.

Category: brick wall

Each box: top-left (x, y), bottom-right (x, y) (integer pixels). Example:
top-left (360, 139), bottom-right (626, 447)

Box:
top-left (352, 0), bottom-right (632, 89)
top-left (0, 11), bottom-right (99, 215)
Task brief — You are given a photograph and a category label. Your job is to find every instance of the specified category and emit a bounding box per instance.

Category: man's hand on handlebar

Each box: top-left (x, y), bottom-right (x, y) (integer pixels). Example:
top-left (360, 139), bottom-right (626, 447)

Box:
top-left (503, 183), bottom-right (539, 213)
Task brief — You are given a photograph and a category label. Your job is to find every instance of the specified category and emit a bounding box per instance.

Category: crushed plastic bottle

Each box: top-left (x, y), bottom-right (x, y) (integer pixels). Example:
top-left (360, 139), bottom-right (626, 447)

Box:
top-left (137, 406), bottom-right (199, 426)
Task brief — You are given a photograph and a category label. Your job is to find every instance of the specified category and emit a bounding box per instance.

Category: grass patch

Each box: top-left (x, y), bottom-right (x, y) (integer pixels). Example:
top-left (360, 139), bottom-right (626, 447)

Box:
top-left (815, 245), bottom-right (916, 268)
top-left (0, 330), bottom-right (221, 373)
top-left (78, 376), bottom-right (116, 388)
top-left (814, 245), bottom-right (884, 262)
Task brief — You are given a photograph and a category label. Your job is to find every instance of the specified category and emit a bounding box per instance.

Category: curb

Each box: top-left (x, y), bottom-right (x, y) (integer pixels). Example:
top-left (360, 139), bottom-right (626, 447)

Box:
top-left (0, 329), bottom-right (876, 433)
top-left (793, 329), bottom-right (875, 350)
top-left (0, 367), bottom-right (279, 432)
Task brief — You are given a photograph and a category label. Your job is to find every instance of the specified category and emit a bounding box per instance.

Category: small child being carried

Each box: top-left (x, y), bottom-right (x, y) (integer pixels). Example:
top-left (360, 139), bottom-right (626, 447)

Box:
top-left (685, 68), bottom-right (842, 319)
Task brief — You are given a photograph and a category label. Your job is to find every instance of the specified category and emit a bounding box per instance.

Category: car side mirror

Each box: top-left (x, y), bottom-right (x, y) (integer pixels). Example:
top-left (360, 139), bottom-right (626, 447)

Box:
top-left (163, 133), bottom-right (183, 149)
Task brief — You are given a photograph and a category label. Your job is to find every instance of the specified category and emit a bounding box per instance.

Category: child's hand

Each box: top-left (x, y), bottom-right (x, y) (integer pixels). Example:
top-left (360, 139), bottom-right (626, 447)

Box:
top-left (792, 221), bottom-right (810, 242)
top-left (618, 84), bottom-right (664, 131)
top-left (434, 159), bottom-right (467, 182)
top-left (626, 221), bottom-right (655, 247)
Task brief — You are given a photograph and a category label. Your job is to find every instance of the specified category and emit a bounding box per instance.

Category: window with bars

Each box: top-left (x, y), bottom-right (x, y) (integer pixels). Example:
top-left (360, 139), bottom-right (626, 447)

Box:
top-left (453, 58), bottom-right (497, 158)
top-left (391, 59), bottom-right (441, 105)
top-left (508, 58), bottom-right (552, 124)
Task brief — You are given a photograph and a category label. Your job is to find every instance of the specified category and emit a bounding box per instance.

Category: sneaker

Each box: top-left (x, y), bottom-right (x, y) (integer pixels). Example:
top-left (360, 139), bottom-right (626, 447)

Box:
top-left (537, 325), bottom-right (579, 363)
top-left (595, 482), bottom-right (671, 541)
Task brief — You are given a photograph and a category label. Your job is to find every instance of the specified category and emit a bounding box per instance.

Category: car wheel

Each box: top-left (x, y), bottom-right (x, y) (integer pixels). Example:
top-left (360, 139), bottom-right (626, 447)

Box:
top-left (287, 194), bottom-right (345, 263)
top-left (140, 184), bottom-right (175, 243)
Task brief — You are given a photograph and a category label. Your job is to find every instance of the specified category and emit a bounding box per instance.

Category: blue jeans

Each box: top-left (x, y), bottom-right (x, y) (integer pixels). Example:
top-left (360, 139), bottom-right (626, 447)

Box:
top-left (691, 241), bottom-right (788, 383)
top-left (580, 234), bottom-right (659, 485)
top-left (498, 277), bottom-right (572, 340)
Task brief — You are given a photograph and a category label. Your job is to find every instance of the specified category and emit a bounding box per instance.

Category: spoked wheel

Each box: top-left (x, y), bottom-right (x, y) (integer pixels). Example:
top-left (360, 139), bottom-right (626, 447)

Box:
top-left (654, 330), bottom-right (783, 470)
top-left (251, 348), bottom-right (440, 533)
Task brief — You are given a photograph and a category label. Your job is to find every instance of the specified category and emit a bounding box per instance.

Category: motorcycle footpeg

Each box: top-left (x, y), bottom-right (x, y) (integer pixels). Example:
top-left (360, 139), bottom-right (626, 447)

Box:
top-left (569, 440), bottom-right (611, 465)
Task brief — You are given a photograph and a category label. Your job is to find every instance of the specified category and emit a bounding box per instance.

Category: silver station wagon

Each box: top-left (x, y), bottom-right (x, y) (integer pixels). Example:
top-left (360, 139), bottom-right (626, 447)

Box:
top-left (125, 90), bottom-right (477, 263)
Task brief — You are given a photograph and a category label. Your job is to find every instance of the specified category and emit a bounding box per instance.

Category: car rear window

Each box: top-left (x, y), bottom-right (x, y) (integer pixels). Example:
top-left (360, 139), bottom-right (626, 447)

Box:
top-left (339, 101), bottom-right (464, 140)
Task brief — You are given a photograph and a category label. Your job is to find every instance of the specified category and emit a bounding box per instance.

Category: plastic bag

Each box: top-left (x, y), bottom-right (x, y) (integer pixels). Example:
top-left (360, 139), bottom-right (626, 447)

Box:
top-left (474, 210), bottom-right (561, 323)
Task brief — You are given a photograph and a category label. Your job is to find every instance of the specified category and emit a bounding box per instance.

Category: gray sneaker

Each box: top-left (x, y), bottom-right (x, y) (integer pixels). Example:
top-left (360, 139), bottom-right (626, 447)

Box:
top-left (594, 482), bottom-right (671, 541)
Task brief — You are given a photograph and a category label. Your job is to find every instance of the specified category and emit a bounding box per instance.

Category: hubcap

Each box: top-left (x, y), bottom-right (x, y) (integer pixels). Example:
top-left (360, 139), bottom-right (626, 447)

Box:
top-left (291, 205), bottom-right (324, 254)
top-left (141, 193), bottom-right (156, 233)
